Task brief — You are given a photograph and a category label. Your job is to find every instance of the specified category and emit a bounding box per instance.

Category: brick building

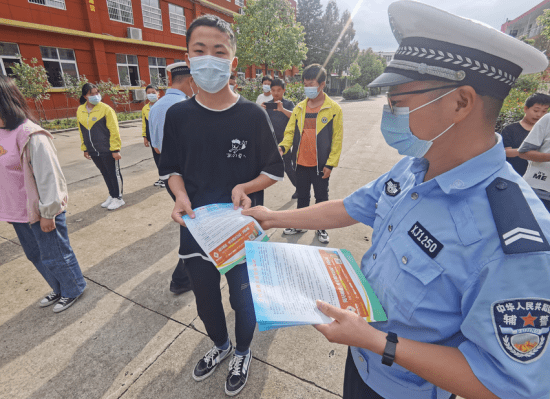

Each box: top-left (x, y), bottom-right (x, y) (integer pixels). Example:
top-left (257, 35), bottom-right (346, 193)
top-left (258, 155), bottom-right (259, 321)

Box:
top-left (0, 0), bottom-right (296, 119)
top-left (501, 0), bottom-right (550, 39)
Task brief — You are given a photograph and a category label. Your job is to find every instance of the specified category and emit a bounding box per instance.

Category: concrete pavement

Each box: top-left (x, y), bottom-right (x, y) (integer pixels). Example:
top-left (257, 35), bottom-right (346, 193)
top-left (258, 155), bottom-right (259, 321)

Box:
top-left (0, 95), bottom-right (404, 399)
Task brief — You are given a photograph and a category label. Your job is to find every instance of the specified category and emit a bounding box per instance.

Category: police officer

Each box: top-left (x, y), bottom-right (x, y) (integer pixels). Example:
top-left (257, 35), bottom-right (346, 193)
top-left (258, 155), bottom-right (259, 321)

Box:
top-left (243, 2), bottom-right (550, 398)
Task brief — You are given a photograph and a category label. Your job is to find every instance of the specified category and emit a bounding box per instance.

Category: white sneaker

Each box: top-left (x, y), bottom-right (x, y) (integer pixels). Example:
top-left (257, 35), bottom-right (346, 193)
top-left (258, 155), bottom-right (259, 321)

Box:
top-left (107, 198), bottom-right (125, 210)
top-left (101, 196), bottom-right (113, 208)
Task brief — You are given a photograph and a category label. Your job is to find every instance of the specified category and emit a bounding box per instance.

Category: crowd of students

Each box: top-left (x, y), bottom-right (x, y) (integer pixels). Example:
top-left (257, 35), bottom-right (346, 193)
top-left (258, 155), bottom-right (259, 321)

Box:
top-left (2, 3), bottom-right (550, 398)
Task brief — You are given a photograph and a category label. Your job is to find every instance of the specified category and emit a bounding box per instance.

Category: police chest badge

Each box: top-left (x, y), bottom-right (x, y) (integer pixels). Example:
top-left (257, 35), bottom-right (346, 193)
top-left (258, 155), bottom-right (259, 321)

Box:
top-left (492, 298), bottom-right (550, 363)
top-left (385, 179), bottom-right (401, 196)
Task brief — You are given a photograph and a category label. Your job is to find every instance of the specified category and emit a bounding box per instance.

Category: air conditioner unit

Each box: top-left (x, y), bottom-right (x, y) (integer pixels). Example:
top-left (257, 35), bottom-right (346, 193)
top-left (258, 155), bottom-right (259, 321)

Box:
top-left (127, 27), bottom-right (142, 40)
top-left (133, 89), bottom-right (146, 101)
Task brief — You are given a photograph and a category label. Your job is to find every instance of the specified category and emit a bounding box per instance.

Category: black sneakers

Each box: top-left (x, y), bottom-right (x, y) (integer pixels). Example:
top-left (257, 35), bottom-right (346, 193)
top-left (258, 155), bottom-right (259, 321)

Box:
top-left (39, 292), bottom-right (61, 307)
top-left (169, 280), bottom-right (193, 295)
top-left (225, 350), bottom-right (252, 397)
top-left (192, 342), bottom-right (234, 381)
top-left (52, 294), bottom-right (82, 313)
top-left (283, 228), bottom-right (308, 235)
top-left (316, 230), bottom-right (330, 243)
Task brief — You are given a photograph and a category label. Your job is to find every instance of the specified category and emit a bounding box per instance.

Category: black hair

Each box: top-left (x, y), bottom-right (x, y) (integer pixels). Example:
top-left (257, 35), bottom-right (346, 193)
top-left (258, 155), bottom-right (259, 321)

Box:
top-left (80, 83), bottom-right (99, 105)
top-left (230, 74), bottom-right (236, 80)
top-left (0, 75), bottom-right (36, 130)
top-left (187, 15), bottom-right (237, 53)
top-left (271, 78), bottom-right (285, 90)
top-left (262, 76), bottom-right (273, 84)
top-left (525, 92), bottom-right (550, 109)
top-left (302, 64), bottom-right (326, 84)
top-left (172, 74), bottom-right (191, 84)
top-left (145, 84), bottom-right (158, 92)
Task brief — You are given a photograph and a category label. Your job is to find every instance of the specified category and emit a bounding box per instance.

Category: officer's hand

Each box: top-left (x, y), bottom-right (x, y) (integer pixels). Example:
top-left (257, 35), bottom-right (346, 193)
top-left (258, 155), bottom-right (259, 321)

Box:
top-left (154, 147), bottom-right (161, 154)
top-left (242, 206), bottom-right (275, 230)
top-left (112, 152), bottom-right (122, 160)
top-left (232, 184), bottom-right (252, 210)
top-left (171, 196), bottom-right (194, 227)
top-left (313, 300), bottom-right (372, 348)
top-left (83, 151), bottom-right (91, 160)
top-left (40, 217), bottom-right (56, 233)
top-left (322, 167), bottom-right (331, 179)
top-left (144, 137), bottom-right (150, 147)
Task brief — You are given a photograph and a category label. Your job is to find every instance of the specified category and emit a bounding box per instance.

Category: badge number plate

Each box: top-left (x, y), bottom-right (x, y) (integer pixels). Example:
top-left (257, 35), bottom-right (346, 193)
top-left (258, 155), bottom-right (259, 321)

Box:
top-left (408, 221), bottom-right (443, 259)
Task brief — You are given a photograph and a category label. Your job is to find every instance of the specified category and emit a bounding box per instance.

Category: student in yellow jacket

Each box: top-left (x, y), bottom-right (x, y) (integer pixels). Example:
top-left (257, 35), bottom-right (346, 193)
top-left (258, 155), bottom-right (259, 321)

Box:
top-left (77, 83), bottom-right (124, 210)
top-left (142, 84), bottom-right (164, 187)
top-left (278, 64), bottom-right (343, 244)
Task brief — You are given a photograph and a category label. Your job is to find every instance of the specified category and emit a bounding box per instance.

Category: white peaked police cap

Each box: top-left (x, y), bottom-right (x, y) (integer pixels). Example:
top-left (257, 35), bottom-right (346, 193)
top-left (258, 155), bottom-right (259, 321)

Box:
top-left (368, 1), bottom-right (549, 100)
top-left (166, 62), bottom-right (190, 77)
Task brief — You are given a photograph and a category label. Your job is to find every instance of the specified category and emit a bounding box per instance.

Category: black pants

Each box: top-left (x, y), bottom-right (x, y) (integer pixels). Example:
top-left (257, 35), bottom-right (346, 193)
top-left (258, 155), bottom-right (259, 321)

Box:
top-left (151, 145), bottom-right (160, 168)
top-left (185, 257), bottom-right (256, 352)
top-left (283, 152), bottom-right (296, 187)
top-left (343, 348), bottom-right (456, 399)
top-left (91, 154), bottom-right (123, 199)
top-left (296, 165), bottom-right (329, 209)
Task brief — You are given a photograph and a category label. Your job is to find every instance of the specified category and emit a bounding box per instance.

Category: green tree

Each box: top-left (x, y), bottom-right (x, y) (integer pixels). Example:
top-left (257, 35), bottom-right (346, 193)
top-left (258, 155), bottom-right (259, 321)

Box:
top-left (95, 79), bottom-right (130, 112)
top-left (62, 73), bottom-right (89, 119)
top-left (355, 49), bottom-right (386, 88)
top-left (296, 0), bottom-right (324, 66)
top-left (331, 9), bottom-right (360, 75)
top-left (234, 0), bottom-right (307, 76)
top-left (348, 61), bottom-right (361, 83)
top-left (10, 57), bottom-right (52, 123)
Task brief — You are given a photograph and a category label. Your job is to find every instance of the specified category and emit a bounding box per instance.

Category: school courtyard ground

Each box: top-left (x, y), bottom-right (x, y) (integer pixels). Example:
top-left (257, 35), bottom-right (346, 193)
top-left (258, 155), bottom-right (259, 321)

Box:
top-left (1, 95), bottom-right (408, 398)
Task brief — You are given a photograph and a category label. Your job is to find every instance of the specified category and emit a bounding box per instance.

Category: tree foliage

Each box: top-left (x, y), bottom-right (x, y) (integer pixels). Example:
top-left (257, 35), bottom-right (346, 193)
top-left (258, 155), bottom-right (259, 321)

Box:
top-left (348, 61), bottom-right (361, 83)
top-left (234, 0), bottom-right (307, 75)
top-left (10, 58), bottom-right (52, 122)
top-left (62, 73), bottom-right (89, 119)
top-left (355, 49), bottom-right (386, 88)
top-left (296, 0), bottom-right (324, 66)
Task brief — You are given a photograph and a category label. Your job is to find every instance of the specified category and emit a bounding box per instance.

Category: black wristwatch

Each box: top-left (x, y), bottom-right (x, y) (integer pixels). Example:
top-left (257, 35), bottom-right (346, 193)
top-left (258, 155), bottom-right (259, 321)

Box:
top-left (382, 331), bottom-right (398, 367)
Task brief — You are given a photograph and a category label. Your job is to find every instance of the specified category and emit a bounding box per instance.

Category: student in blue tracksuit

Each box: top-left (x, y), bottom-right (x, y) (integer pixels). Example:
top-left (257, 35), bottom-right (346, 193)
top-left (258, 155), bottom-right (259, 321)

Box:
top-left (244, 2), bottom-right (550, 399)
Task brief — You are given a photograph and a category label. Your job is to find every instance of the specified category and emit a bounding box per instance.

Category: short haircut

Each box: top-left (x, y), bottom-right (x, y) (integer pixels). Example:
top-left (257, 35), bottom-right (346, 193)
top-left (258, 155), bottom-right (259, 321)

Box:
top-left (525, 92), bottom-right (550, 109)
top-left (187, 15), bottom-right (237, 54)
top-left (271, 78), bottom-right (285, 90)
top-left (172, 74), bottom-right (191, 84)
top-left (145, 84), bottom-right (158, 92)
top-left (262, 76), bottom-right (273, 84)
top-left (302, 64), bottom-right (326, 84)
top-left (0, 75), bottom-right (36, 129)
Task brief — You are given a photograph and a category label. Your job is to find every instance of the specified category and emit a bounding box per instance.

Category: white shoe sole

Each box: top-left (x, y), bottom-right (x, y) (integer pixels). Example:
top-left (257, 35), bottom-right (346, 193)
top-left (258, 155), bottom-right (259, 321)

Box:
top-left (225, 357), bottom-right (251, 396)
top-left (283, 229), bottom-right (308, 235)
top-left (108, 201), bottom-right (125, 211)
top-left (53, 292), bottom-right (83, 313)
top-left (192, 348), bottom-right (233, 382)
top-left (39, 297), bottom-right (60, 308)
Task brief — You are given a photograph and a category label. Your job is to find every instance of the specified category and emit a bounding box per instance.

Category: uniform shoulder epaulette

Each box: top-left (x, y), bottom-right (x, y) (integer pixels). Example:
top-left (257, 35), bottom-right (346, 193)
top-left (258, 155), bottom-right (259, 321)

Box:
top-left (486, 177), bottom-right (550, 254)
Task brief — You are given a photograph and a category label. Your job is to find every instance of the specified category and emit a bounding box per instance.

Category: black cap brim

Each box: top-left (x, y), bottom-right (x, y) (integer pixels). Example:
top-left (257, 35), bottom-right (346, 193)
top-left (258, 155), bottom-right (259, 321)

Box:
top-left (367, 72), bottom-right (414, 88)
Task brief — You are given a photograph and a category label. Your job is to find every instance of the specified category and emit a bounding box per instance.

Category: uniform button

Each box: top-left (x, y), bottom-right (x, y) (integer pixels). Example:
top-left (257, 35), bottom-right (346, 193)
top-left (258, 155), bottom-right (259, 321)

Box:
top-left (375, 202), bottom-right (378, 209)
top-left (411, 192), bottom-right (419, 200)
top-left (388, 225), bottom-right (393, 232)
top-left (402, 256), bottom-right (408, 264)
top-left (373, 253), bottom-right (377, 260)
top-left (496, 181), bottom-right (508, 190)
top-left (359, 356), bottom-right (364, 362)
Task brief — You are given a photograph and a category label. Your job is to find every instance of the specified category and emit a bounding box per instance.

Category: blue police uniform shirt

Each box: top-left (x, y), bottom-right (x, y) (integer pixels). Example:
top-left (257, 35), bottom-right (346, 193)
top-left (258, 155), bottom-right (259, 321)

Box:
top-left (343, 134), bottom-right (550, 399)
top-left (148, 88), bottom-right (187, 150)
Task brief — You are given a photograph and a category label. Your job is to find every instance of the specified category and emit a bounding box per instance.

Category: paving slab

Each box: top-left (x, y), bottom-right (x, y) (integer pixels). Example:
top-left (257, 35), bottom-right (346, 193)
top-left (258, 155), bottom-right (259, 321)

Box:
top-left (120, 327), bottom-right (339, 399)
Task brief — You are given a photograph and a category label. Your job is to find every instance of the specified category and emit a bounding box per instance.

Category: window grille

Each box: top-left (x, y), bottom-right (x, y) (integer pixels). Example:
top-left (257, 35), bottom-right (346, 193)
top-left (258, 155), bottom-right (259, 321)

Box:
top-left (169, 4), bottom-right (186, 36)
top-left (0, 42), bottom-right (21, 77)
top-left (236, 0), bottom-right (244, 7)
top-left (107, 0), bottom-right (134, 24)
top-left (142, 0), bottom-right (163, 31)
top-left (28, 0), bottom-right (66, 10)
top-left (149, 57), bottom-right (167, 86)
top-left (116, 54), bottom-right (141, 87)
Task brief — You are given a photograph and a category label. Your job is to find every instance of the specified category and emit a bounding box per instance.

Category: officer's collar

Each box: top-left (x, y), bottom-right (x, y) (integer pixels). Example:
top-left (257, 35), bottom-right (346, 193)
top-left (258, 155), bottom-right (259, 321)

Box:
top-left (166, 88), bottom-right (186, 96)
top-left (434, 134), bottom-right (505, 194)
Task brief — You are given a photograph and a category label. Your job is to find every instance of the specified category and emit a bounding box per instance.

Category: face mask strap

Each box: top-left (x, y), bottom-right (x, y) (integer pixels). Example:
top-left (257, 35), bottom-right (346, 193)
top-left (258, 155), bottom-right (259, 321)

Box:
top-left (429, 123), bottom-right (455, 143)
top-left (410, 87), bottom-right (459, 114)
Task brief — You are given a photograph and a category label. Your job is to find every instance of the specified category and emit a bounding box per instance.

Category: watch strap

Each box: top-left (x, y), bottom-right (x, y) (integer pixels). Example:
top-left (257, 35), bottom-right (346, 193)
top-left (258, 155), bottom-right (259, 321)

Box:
top-left (382, 331), bottom-right (398, 366)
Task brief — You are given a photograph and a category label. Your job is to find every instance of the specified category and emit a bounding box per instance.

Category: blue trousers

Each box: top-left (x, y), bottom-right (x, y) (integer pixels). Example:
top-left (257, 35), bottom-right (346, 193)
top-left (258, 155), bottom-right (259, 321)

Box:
top-left (12, 212), bottom-right (86, 298)
top-left (185, 257), bottom-right (256, 353)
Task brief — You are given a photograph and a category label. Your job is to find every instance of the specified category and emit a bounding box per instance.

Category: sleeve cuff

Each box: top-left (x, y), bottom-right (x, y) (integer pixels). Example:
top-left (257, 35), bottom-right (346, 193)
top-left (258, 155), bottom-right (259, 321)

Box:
top-left (261, 171), bottom-right (284, 181)
top-left (325, 165), bottom-right (333, 170)
top-left (518, 142), bottom-right (540, 153)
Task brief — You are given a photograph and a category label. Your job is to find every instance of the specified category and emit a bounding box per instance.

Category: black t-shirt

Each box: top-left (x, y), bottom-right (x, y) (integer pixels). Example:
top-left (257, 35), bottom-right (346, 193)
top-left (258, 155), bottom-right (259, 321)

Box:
top-left (265, 98), bottom-right (295, 143)
top-left (501, 122), bottom-right (530, 177)
top-left (159, 95), bottom-right (284, 257)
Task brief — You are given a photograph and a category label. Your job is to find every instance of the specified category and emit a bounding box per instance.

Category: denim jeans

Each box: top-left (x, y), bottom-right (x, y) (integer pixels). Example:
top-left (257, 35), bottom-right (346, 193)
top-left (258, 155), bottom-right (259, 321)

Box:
top-left (12, 212), bottom-right (86, 298)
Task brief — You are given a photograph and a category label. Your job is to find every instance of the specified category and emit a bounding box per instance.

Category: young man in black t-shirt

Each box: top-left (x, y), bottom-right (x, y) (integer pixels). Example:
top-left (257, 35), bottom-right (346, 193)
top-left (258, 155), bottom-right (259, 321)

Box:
top-left (502, 92), bottom-right (550, 176)
top-left (158, 15), bottom-right (283, 397)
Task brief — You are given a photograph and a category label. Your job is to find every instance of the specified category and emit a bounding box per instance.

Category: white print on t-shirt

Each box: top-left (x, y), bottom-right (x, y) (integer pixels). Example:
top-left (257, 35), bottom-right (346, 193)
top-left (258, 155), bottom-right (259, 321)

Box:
top-left (227, 139), bottom-right (247, 158)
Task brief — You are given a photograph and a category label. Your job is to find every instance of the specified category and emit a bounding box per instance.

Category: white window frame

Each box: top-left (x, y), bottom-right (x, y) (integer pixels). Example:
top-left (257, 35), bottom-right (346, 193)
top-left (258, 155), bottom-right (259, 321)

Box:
top-left (236, 0), bottom-right (244, 7)
top-left (40, 46), bottom-right (79, 88)
top-left (149, 57), bottom-right (167, 86)
top-left (169, 3), bottom-right (186, 36)
top-left (116, 54), bottom-right (141, 87)
top-left (28, 0), bottom-right (66, 10)
top-left (142, 0), bottom-right (163, 31)
top-left (256, 68), bottom-right (262, 77)
top-left (0, 42), bottom-right (21, 76)
top-left (107, 0), bottom-right (134, 25)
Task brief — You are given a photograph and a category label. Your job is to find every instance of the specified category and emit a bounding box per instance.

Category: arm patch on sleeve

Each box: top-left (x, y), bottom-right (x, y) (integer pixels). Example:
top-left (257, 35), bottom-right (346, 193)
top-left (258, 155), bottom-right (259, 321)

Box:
top-left (486, 177), bottom-right (550, 254)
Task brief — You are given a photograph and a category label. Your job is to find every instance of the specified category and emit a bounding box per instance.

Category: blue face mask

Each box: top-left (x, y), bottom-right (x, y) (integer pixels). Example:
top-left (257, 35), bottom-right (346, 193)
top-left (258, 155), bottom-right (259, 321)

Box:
top-left (380, 88), bottom-right (458, 158)
top-left (147, 93), bottom-right (158, 102)
top-left (189, 55), bottom-right (233, 94)
top-left (88, 94), bottom-right (101, 105)
top-left (304, 86), bottom-right (320, 99)
top-left (262, 85), bottom-right (271, 93)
